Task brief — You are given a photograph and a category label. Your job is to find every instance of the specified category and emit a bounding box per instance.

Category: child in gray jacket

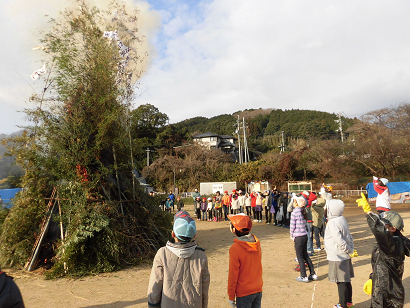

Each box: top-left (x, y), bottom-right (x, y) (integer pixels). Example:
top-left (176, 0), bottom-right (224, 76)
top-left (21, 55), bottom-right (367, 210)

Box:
top-left (147, 210), bottom-right (210, 308)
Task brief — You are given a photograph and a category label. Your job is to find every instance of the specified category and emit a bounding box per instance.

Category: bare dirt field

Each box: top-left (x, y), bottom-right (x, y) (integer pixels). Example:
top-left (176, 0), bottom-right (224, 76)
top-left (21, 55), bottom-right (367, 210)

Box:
top-left (7, 202), bottom-right (410, 308)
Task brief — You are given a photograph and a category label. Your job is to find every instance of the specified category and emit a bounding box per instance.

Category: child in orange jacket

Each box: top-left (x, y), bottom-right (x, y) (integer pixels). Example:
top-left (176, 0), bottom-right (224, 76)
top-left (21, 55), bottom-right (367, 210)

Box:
top-left (227, 214), bottom-right (263, 308)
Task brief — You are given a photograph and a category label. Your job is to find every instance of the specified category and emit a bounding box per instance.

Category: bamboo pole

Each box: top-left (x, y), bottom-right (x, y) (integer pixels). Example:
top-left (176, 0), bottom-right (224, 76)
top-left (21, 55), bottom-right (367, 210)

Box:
top-left (113, 146), bottom-right (125, 227)
top-left (58, 198), bottom-right (67, 273)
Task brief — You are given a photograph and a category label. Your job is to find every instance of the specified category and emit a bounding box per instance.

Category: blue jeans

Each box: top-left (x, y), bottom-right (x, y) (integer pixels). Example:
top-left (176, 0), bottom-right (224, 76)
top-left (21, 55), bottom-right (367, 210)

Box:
top-left (223, 205), bottom-right (229, 220)
top-left (202, 210), bottom-right (207, 220)
top-left (236, 292), bottom-right (262, 308)
top-left (306, 222), bottom-right (313, 252)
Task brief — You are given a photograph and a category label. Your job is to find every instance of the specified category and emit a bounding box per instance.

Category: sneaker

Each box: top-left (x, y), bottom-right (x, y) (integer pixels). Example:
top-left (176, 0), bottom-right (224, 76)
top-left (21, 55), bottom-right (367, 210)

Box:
top-left (266, 222), bottom-right (270, 225)
top-left (347, 303), bottom-right (354, 308)
top-left (333, 305), bottom-right (343, 308)
top-left (277, 223), bottom-right (282, 226)
top-left (294, 258), bottom-right (298, 262)
top-left (314, 247), bottom-right (322, 251)
top-left (253, 219), bottom-right (258, 222)
top-left (308, 252), bottom-right (315, 257)
top-left (295, 276), bottom-right (309, 283)
top-left (259, 220), bottom-right (262, 223)
top-left (308, 274), bottom-right (318, 281)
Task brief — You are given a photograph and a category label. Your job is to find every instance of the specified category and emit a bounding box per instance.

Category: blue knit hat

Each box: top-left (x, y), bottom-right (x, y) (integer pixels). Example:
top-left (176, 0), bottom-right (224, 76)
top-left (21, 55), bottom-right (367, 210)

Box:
top-left (173, 210), bottom-right (196, 241)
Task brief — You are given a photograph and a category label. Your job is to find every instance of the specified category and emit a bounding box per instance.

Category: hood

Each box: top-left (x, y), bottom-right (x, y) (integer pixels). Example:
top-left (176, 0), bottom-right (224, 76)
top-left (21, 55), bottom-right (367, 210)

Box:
top-left (327, 199), bottom-right (345, 219)
top-left (314, 198), bottom-right (326, 208)
top-left (234, 234), bottom-right (260, 252)
top-left (166, 241), bottom-right (197, 258)
top-left (402, 236), bottom-right (410, 257)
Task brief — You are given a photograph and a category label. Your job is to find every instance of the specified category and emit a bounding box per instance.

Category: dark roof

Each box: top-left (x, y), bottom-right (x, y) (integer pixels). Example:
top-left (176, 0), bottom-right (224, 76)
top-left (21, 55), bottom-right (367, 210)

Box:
top-left (219, 135), bottom-right (236, 140)
top-left (192, 132), bottom-right (219, 138)
top-left (218, 140), bottom-right (235, 148)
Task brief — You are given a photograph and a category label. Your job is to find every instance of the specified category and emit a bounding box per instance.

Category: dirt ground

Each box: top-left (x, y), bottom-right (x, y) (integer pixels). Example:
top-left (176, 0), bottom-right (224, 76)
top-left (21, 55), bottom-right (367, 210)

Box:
top-left (8, 202), bottom-right (410, 308)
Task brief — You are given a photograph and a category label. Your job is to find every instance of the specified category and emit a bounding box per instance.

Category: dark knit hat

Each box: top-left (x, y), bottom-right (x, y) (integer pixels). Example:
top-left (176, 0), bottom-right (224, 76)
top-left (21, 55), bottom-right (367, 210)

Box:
top-left (381, 211), bottom-right (404, 231)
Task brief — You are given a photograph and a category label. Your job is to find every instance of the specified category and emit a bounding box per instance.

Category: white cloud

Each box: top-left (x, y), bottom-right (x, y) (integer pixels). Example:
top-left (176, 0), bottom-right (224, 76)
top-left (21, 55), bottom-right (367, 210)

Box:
top-left (2, 0), bottom-right (410, 134)
top-left (136, 0), bottom-right (410, 123)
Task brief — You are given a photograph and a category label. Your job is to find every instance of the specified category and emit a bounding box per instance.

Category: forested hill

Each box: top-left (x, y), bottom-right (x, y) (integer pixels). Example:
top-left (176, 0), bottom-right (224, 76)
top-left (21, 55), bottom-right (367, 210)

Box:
top-left (172, 108), bottom-right (355, 139)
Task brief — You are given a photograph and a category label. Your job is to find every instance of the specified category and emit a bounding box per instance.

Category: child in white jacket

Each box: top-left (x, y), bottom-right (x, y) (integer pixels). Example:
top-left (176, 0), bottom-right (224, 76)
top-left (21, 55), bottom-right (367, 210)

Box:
top-left (207, 198), bottom-right (213, 221)
top-left (231, 195), bottom-right (240, 215)
top-left (324, 199), bottom-right (355, 308)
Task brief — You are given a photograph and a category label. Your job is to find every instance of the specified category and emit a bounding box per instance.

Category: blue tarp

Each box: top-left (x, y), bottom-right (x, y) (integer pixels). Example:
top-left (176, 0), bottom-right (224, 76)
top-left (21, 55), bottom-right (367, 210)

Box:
top-left (366, 182), bottom-right (410, 198)
top-left (0, 188), bottom-right (23, 208)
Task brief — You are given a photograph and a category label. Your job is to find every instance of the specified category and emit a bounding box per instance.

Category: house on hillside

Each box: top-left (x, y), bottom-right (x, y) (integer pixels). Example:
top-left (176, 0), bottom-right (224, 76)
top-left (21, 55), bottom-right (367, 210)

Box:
top-left (192, 132), bottom-right (236, 154)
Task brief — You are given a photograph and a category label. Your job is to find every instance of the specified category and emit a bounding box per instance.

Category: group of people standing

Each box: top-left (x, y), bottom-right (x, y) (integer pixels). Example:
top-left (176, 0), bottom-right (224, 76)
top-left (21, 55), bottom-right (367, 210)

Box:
top-left (191, 188), bottom-right (301, 227)
top-left (160, 191), bottom-right (185, 213)
top-left (289, 184), bottom-right (355, 308)
top-left (150, 176), bottom-right (410, 308)
top-left (290, 177), bottom-right (410, 308)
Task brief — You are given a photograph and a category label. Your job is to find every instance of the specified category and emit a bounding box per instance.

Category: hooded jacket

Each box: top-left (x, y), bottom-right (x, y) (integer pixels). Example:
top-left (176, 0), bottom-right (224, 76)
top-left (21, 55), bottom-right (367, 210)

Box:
top-left (311, 198), bottom-right (325, 228)
top-left (367, 212), bottom-right (410, 308)
top-left (324, 200), bottom-right (354, 261)
top-left (0, 272), bottom-right (25, 308)
top-left (228, 234), bottom-right (263, 300)
top-left (147, 241), bottom-right (210, 308)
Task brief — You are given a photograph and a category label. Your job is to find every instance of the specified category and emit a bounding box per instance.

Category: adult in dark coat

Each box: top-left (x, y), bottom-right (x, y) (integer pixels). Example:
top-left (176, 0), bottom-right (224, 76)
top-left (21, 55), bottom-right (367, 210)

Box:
top-left (0, 271), bottom-right (25, 308)
top-left (357, 194), bottom-right (410, 308)
top-left (367, 212), bottom-right (410, 308)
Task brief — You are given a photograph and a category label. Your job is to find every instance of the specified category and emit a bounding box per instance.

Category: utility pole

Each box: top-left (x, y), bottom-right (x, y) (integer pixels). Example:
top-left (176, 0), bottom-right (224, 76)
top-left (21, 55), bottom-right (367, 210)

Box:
top-left (336, 111), bottom-right (344, 143)
top-left (243, 117), bottom-right (249, 164)
top-left (237, 115), bottom-right (242, 164)
top-left (146, 147), bottom-right (150, 166)
top-left (173, 166), bottom-right (176, 195)
top-left (279, 131), bottom-right (285, 153)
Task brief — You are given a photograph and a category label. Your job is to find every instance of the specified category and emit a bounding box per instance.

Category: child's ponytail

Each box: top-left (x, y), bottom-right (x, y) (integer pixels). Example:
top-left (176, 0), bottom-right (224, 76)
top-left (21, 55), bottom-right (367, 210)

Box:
top-left (302, 207), bottom-right (308, 221)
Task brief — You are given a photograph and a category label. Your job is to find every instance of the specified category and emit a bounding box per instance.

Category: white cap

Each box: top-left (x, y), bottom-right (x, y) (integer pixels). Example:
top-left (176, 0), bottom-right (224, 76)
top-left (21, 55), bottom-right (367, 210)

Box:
top-left (380, 178), bottom-right (389, 185)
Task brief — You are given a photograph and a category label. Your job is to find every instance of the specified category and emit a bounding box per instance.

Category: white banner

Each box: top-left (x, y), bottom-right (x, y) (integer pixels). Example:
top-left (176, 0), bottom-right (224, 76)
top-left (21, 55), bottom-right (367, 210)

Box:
top-left (103, 31), bottom-right (118, 40)
top-left (30, 63), bottom-right (47, 80)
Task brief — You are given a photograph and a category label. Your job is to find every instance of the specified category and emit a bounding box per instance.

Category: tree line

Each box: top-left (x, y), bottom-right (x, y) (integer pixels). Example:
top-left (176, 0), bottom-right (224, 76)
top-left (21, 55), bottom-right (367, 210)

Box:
top-left (134, 103), bottom-right (410, 192)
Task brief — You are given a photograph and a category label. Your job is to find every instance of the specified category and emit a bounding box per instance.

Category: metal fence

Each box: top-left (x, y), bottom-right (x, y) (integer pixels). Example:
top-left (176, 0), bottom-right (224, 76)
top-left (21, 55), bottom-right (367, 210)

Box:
top-left (178, 190), bottom-right (365, 199)
top-left (332, 190), bottom-right (366, 198)
top-left (181, 192), bottom-right (193, 198)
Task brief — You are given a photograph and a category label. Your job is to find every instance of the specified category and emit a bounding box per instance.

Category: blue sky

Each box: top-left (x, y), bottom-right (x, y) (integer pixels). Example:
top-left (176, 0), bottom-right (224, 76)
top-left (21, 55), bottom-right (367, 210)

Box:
top-left (2, 0), bottom-right (410, 134)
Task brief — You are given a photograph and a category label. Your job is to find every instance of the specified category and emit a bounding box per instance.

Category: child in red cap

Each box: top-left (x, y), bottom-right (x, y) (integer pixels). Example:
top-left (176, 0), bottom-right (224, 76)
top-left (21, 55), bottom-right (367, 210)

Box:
top-left (200, 198), bottom-right (208, 221)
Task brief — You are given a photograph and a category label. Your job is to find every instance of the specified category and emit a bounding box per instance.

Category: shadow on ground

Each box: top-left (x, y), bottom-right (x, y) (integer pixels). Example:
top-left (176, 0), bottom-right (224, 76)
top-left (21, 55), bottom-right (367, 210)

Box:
top-left (80, 298), bottom-right (146, 308)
